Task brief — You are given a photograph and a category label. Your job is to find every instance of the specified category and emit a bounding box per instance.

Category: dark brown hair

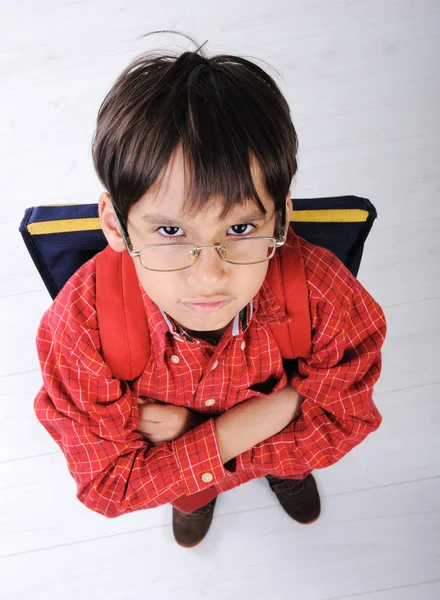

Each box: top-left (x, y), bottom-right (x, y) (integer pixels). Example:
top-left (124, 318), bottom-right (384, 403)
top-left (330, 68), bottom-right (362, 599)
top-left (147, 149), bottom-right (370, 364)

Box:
top-left (92, 41), bottom-right (298, 234)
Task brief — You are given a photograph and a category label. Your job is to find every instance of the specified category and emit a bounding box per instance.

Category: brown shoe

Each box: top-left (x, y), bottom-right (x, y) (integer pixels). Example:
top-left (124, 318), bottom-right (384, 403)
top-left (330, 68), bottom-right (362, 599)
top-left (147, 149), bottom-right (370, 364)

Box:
top-left (266, 474), bottom-right (321, 524)
top-left (172, 498), bottom-right (217, 548)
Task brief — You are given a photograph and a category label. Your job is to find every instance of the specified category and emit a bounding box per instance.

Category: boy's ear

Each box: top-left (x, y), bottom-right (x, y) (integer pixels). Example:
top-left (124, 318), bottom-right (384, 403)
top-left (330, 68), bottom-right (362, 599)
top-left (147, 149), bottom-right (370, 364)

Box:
top-left (98, 192), bottom-right (126, 252)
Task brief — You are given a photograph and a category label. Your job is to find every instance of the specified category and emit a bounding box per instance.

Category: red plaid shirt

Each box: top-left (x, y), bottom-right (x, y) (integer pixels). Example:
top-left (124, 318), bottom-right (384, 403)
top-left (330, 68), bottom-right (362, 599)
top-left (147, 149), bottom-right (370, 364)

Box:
top-left (35, 237), bottom-right (386, 517)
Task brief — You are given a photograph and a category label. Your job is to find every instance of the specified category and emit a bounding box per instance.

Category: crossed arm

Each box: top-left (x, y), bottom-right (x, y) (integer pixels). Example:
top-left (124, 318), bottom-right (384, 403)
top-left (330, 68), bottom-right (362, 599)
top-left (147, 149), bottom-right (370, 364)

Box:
top-left (136, 384), bottom-right (304, 464)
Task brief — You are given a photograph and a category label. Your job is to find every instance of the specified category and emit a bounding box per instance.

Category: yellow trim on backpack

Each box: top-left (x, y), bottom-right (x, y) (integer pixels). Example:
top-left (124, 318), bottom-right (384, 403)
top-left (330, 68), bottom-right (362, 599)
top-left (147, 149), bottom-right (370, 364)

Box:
top-left (27, 218), bottom-right (102, 235)
top-left (290, 209), bottom-right (368, 223)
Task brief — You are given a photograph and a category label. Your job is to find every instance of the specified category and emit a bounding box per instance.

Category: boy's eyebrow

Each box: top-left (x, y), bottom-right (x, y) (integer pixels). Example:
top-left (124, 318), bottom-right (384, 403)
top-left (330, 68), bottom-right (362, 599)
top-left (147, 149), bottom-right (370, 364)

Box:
top-left (140, 210), bottom-right (268, 226)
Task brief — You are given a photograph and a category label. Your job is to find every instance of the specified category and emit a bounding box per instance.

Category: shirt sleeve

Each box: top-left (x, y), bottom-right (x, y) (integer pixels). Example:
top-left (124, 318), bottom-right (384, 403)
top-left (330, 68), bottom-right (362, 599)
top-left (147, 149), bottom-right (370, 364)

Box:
top-left (35, 309), bottom-right (233, 518)
top-left (237, 265), bottom-right (387, 475)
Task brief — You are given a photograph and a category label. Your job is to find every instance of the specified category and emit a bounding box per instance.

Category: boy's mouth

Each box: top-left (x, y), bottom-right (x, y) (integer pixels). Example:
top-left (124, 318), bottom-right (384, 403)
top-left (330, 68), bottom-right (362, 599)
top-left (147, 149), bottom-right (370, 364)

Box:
top-left (181, 297), bottom-right (232, 313)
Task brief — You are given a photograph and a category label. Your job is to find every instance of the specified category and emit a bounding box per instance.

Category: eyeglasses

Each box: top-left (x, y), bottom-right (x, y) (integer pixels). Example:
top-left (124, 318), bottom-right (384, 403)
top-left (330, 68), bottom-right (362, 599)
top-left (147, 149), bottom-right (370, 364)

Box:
top-left (113, 208), bottom-right (287, 272)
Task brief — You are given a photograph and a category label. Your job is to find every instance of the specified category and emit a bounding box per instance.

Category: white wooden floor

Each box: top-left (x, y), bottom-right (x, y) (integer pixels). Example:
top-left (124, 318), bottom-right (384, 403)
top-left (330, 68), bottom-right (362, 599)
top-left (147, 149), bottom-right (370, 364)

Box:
top-left (1, 1), bottom-right (439, 599)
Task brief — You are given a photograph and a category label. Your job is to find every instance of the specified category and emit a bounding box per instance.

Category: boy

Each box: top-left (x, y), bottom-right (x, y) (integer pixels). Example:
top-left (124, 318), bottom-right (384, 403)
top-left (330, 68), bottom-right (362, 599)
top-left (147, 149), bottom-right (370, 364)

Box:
top-left (34, 48), bottom-right (386, 548)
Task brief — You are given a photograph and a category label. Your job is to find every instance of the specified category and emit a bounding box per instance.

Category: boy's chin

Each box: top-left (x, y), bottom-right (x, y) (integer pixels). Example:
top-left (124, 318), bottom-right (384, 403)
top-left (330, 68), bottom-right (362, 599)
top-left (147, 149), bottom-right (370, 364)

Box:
top-left (174, 310), bottom-right (232, 335)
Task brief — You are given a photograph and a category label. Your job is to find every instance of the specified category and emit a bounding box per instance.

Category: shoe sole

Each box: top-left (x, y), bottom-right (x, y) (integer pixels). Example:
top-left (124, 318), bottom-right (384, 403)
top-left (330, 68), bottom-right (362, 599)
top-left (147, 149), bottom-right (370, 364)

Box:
top-left (175, 538), bottom-right (205, 548)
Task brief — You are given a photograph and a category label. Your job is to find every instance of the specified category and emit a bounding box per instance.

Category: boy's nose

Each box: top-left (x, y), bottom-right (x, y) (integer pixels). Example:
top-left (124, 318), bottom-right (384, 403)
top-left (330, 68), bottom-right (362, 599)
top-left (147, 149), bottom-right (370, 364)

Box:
top-left (185, 246), bottom-right (228, 288)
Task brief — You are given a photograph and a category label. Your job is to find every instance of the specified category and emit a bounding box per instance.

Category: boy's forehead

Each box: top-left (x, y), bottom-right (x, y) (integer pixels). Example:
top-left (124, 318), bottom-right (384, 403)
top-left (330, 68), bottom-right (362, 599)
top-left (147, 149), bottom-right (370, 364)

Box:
top-left (132, 147), bottom-right (274, 222)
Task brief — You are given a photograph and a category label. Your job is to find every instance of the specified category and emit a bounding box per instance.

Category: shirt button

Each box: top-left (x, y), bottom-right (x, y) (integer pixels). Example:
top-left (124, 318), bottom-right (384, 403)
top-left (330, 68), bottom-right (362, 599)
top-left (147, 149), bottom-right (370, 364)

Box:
top-left (211, 360), bottom-right (219, 370)
top-left (201, 472), bottom-right (214, 483)
top-left (205, 398), bottom-right (216, 407)
top-left (240, 341), bottom-right (246, 350)
top-left (170, 355), bottom-right (180, 364)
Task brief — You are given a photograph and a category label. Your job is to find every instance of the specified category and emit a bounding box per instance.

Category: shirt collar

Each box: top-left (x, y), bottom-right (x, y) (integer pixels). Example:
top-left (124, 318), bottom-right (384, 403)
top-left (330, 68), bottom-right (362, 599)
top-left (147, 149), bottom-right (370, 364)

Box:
top-left (159, 302), bottom-right (251, 343)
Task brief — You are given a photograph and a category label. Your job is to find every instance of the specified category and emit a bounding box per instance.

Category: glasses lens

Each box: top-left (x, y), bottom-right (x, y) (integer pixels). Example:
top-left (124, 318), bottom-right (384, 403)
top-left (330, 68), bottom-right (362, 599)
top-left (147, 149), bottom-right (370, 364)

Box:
top-left (221, 238), bottom-right (275, 264)
top-left (139, 244), bottom-right (196, 271)
top-left (139, 238), bottom-right (276, 271)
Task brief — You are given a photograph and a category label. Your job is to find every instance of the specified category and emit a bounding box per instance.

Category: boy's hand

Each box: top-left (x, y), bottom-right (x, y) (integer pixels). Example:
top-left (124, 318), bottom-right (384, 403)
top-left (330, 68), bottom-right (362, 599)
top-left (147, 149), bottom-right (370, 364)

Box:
top-left (214, 383), bottom-right (304, 464)
top-left (135, 398), bottom-right (200, 444)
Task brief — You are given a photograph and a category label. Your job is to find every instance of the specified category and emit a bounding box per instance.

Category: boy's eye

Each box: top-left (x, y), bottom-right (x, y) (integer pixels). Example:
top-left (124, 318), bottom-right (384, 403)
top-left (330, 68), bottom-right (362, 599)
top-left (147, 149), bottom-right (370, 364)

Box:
top-left (157, 226), bottom-right (184, 238)
top-left (230, 224), bottom-right (255, 235)
top-left (156, 223), bottom-right (256, 238)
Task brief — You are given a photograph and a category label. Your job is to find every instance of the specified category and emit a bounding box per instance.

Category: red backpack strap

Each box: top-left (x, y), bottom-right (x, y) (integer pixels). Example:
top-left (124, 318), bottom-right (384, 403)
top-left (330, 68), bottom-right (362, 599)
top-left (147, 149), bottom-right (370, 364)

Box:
top-left (266, 228), bottom-right (312, 359)
top-left (95, 246), bottom-right (150, 381)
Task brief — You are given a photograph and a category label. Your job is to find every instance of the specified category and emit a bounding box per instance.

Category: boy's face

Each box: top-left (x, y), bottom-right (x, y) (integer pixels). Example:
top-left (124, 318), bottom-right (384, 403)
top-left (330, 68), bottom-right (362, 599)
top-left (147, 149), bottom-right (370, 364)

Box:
top-left (100, 149), bottom-right (292, 339)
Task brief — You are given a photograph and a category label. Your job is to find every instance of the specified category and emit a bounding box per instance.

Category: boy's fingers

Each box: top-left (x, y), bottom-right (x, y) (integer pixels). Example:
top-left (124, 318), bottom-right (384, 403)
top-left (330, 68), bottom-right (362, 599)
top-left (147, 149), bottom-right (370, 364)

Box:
top-left (138, 409), bottom-right (160, 424)
top-left (140, 404), bottom-right (172, 422)
top-left (136, 429), bottom-right (159, 444)
top-left (138, 403), bottom-right (165, 423)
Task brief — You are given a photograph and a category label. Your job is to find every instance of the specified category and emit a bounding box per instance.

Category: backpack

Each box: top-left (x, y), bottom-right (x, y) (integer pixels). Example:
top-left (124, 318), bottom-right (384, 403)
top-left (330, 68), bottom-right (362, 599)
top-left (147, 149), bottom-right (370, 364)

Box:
top-left (19, 195), bottom-right (377, 380)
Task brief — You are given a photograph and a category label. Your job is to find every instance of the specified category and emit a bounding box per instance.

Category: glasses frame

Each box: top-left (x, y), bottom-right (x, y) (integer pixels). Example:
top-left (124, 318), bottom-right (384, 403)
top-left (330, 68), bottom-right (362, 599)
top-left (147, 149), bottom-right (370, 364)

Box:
top-left (112, 204), bottom-right (288, 273)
